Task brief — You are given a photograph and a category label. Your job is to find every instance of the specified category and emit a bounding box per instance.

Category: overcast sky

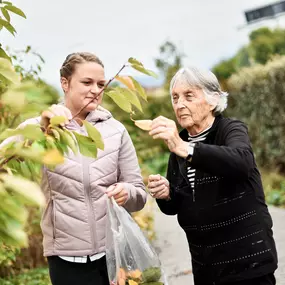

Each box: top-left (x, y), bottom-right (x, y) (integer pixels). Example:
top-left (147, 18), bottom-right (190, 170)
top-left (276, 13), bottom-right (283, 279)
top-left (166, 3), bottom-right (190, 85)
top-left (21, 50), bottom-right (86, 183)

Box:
top-left (1, 0), bottom-right (282, 90)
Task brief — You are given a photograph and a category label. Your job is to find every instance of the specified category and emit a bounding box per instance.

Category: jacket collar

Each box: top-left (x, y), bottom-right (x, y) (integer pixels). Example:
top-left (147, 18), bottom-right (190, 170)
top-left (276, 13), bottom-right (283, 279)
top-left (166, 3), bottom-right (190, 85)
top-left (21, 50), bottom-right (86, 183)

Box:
top-left (85, 106), bottom-right (112, 123)
top-left (58, 101), bottom-right (112, 123)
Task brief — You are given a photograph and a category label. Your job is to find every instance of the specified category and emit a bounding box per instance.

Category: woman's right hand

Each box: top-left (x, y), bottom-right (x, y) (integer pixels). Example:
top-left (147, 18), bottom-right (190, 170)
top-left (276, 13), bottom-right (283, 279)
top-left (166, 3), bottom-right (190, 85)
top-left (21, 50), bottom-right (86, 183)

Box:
top-left (147, 174), bottom-right (170, 200)
top-left (41, 104), bottom-right (72, 129)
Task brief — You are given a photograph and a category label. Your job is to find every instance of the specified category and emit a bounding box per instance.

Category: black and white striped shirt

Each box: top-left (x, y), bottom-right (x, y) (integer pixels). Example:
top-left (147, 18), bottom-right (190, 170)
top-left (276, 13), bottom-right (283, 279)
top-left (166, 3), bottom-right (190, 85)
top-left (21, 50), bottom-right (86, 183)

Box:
top-left (187, 126), bottom-right (212, 191)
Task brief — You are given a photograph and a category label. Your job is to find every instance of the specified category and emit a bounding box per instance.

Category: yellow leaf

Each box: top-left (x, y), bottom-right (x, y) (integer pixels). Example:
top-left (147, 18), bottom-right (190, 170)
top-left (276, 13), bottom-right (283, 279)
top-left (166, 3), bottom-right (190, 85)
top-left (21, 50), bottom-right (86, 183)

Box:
top-left (118, 278), bottom-right (126, 285)
top-left (43, 149), bottom-right (64, 165)
top-left (118, 268), bottom-right (126, 280)
top-left (128, 269), bottom-right (142, 279)
top-left (115, 75), bottom-right (135, 90)
top-left (134, 120), bottom-right (153, 131)
top-left (128, 280), bottom-right (139, 285)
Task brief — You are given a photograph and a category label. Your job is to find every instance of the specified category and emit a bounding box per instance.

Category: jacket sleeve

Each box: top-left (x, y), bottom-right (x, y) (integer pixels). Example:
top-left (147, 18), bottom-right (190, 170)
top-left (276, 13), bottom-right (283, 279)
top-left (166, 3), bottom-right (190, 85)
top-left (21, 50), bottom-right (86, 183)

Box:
top-left (191, 120), bottom-right (255, 180)
top-left (118, 129), bottom-right (147, 212)
top-left (156, 153), bottom-right (180, 215)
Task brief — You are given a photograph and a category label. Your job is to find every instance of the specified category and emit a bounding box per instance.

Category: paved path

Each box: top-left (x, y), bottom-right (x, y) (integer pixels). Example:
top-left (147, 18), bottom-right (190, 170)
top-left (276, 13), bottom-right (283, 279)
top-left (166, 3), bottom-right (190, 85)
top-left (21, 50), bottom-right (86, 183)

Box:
top-left (153, 205), bottom-right (285, 285)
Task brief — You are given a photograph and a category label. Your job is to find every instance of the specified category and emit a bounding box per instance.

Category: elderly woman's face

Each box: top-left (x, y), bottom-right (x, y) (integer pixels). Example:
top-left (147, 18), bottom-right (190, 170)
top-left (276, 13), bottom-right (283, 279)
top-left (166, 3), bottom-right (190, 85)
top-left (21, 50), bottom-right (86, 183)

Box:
top-left (171, 80), bottom-right (215, 131)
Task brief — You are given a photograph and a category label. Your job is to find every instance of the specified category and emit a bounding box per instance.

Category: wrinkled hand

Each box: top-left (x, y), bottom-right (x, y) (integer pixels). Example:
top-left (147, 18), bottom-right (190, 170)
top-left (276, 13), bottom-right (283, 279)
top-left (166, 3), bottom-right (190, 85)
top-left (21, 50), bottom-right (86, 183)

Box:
top-left (149, 116), bottom-right (188, 158)
top-left (106, 183), bottom-right (129, 206)
top-left (41, 104), bottom-right (72, 129)
top-left (147, 174), bottom-right (170, 200)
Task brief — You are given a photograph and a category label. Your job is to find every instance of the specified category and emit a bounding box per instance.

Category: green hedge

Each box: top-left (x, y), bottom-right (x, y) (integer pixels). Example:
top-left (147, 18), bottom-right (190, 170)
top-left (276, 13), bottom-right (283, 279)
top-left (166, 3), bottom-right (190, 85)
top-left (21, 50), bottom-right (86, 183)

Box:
top-left (227, 55), bottom-right (285, 172)
top-left (0, 268), bottom-right (50, 285)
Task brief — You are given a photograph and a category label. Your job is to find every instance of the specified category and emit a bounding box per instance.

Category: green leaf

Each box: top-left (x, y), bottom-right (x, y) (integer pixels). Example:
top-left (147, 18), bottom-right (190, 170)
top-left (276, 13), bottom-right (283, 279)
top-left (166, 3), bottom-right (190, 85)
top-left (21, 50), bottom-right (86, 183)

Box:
top-left (2, 219), bottom-right (28, 247)
top-left (34, 52), bottom-right (45, 63)
top-left (0, 58), bottom-right (20, 84)
top-left (128, 58), bottom-right (158, 78)
top-left (3, 1), bottom-right (13, 5)
top-left (54, 127), bottom-right (78, 154)
top-left (105, 90), bottom-right (132, 113)
top-left (12, 149), bottom-right (42, 162)
top-left (128, 57), bottom-right (143, 66)
top-left (0, 174), bottom-right (45, 207)
top-left (11, 147), bottom-right (45, 164)
top-left (0, 73), bottom-right (9, 85)
top-left (0, 47), bottom-right (11, 61)
top-left (82, 121), bottom-right (104, 150)
top-left (0, 124), bottom-right (45, 141)
top-left (0, 18), bottom-right (16, 35)
top-left (131, 64), bottom-right (158, 78)
top-left (72, 132), bottom-right (98, 158)
top-left (20, 161), bottom-right (32, 179)
top-left (1, 7), bottom-right (10, 22)
top-left (130, 76), bottom-right (147, 101)
top-left (50, 116), bottom-right (67, 126)
top-left (2, 193), bottom-right (28, 223)
top-left (115, 87), bottom-right (143, 112)
top-left (17, 81), bottom-right (56, 104)
top-left (4, 5), bottom-right (26, 18)
top-left (50, 128), bottom-right (60, 140)
top-left (26, 161), bottom-right (41, 182)
top-left (25, 46), bottom-right (31, 53)
top-left (1, 90), bottom-right (26, 112)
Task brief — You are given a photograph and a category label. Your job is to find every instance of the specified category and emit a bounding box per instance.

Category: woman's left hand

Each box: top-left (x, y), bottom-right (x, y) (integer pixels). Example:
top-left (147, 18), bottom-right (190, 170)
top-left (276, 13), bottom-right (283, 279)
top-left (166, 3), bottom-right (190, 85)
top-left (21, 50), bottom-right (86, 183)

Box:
top-left (106, 183), bottom-right (129, 206)
top-left (149, 116), bottom-right (189, 158)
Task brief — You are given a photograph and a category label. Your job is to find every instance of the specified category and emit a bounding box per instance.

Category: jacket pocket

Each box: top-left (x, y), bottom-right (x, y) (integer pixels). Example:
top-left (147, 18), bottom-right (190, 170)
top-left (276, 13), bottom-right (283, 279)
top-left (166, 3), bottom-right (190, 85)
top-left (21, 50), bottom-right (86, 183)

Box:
top-left (51, 197), bottom-right (56, 239)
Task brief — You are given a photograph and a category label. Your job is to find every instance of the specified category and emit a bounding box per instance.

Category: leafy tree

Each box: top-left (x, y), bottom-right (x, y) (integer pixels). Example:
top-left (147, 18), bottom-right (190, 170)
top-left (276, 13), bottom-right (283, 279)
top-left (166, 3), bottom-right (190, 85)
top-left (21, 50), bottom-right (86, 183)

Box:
top-left (155, 41), bottom-right (184, 91)
top-left (212, 27), bottom-right (285, 82)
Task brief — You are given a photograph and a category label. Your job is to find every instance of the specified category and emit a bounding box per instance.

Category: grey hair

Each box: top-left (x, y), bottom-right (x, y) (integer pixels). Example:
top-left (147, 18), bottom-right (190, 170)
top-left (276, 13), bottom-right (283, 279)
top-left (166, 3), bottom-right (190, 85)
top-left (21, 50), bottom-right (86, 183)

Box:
top-left (169, 67), bottom-right (228, 115)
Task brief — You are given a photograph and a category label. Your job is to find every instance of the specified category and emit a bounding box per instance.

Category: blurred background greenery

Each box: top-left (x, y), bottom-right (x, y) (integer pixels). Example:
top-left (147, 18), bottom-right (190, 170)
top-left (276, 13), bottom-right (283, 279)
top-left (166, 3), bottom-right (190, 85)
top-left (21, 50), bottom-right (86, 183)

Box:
top-left (2, 2), bottom-right (285, 284)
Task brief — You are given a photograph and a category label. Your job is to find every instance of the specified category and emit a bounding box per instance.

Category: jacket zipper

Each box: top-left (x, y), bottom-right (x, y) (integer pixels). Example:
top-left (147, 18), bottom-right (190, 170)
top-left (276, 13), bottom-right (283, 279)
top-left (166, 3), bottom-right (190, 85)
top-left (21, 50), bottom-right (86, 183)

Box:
top-left (77, 125), bottom-right (97, 253)
top-left (192, 188), bottom-right (196, 202)
top-left (82, 158), bottom-right (97, 253)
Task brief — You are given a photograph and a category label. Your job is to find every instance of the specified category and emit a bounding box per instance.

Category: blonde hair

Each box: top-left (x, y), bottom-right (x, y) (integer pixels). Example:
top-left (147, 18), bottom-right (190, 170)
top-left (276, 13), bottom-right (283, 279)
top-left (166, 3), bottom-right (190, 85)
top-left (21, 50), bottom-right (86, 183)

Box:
top-left (60, 52), bottom-right (104, 81)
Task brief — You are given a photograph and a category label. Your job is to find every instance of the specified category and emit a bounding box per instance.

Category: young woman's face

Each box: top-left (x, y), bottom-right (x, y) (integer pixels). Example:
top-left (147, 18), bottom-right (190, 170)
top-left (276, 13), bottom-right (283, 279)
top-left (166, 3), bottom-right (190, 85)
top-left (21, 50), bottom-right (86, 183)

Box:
top-left (62, 62), bottom-right (106, 117)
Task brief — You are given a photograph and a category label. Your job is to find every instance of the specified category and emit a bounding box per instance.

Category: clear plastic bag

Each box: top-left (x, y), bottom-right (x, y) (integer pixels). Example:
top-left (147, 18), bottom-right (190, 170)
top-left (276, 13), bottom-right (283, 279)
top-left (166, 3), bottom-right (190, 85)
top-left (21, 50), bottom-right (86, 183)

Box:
top-left (106, 197), bottom-right (168, 285)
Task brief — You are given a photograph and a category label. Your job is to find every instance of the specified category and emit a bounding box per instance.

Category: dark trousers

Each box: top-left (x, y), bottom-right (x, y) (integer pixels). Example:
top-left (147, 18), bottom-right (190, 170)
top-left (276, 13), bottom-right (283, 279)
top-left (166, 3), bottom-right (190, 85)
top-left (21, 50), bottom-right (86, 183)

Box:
top-left (47, 256), bottom-right (109, 285)
top-left (195, 273), bottom-right (276, 285)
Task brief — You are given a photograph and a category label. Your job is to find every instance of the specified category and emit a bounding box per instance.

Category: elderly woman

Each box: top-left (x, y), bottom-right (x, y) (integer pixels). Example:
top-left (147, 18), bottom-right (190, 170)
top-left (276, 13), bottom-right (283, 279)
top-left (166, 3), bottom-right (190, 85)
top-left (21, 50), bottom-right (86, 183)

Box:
top-left (147, 67), bottom-right (278, 285)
